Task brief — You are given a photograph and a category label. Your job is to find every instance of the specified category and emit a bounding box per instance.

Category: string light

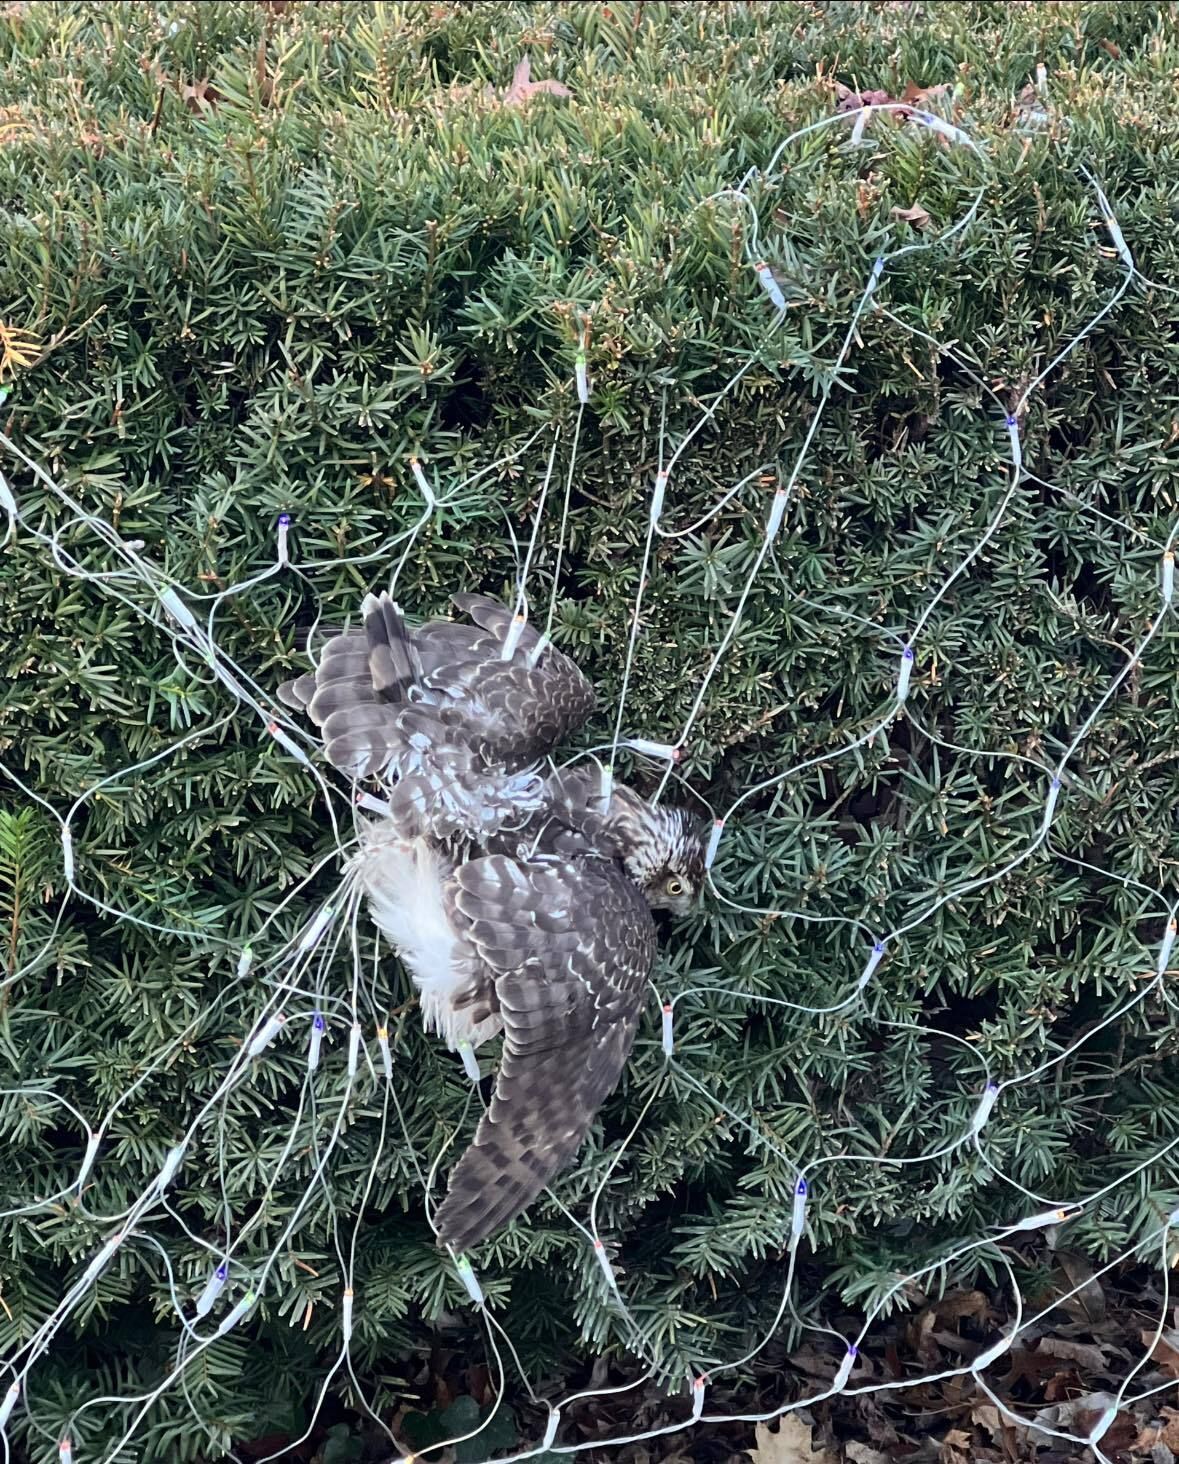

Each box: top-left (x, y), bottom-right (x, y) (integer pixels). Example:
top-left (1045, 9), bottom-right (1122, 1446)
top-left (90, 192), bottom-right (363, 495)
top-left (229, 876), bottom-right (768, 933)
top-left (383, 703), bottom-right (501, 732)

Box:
top-left (916, 110), bottom-right (972, 147)
top-left (831, 1346), bottom-right (857, 1393)
top-left (155, 1143), bottom-right (187, 1192)
top-left (76, 1132), bottom-right (100, 1189)
top-left (0, 1380), bottom-right (19, 1429)
top-left (649, 470), bottom-right (668, 525)
top-left (970, 1083), bottom-right (1001, 1137)
top-left (0, 468), bottom-right (16, 545)
top-left (454, 1255), bottom-right (484, 1307)
top-left (790, 1176), bottom-right (808, 1239)
top-left (895, 646), bottom-right (914, 702)
top-left (456, 1041), bottom-right (480, 1082)
top-left (308, 1012), bottom-right (326, 1072)
top-left (194, 1261), bottom-right (229, 1319)
top-left (500, 613), bottom-right (527, 661)
top-left (857, 943), bottom-right (886, 992)
top-left (246, 1012), bottom-right (286, 1058)
top-left (623, 737), bottom-right (680, 761)
top-left (591, 1238), bottom-right (617, 1287)
top-left (765, 487), bottom-right (788, 541)
top-left (752, 261), bottom-right (786, 312)
top-left (298, 905), bottom-right (336, 953)
top-left (214, 1289), bottom-right (257, 1339)
top-left (157, 585), bottom-right (201, 635)
top-left (1002, 1204), bottom-right (1083, 1233)
top-left (1155, 917), bottom-right (1178, 978)
top-left (266, 720), bottom-right (315, 768)
top-left (409, 457), bottom-right (435, 508)
top-left (80, 1229), bottom-right (126, 1287)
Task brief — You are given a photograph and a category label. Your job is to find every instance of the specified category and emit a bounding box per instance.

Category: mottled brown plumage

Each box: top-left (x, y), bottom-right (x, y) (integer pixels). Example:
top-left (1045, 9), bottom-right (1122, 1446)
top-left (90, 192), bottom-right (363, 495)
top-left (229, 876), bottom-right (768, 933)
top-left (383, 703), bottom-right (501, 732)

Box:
top-left (278, 590), bottom-right (703, 1251)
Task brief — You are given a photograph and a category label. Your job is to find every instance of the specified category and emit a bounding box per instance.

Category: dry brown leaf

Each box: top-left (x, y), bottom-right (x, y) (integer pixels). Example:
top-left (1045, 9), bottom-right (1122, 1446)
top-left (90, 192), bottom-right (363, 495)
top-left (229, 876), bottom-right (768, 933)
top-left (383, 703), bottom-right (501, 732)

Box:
top-left (900, 81), bottom-right (952, 106)
top-left (500, 55), bottom-right (571, 107)
top-left (1134, 1406), bottom-right (1179, 1454)
top-left (846, 1447), bottom-right (888, 1464)
top-left (834, 81), bottom-right (896, 113)
top-left (1056, 1251), bottom-right (1106, 1323)
top-left (891, 202), bottom-right (932, 230)
top-left (938, 1427), bottom-right (972, 1463)
top-left (181, 78), bottom-right (223, 112)
top-left (255, 33), bottom-right (274, 105)
top-left (970, 1403), bottom-right (1008, 1442)
top-left (936, 1290), bottom-right (989, 1321)
top-left (747, 1415), bottom-right (838, 1464)
top-left (786, 1345), bottom-right (844, 1381)
top-left (1143, 1327), bottom-right (1179, 1379)
top-left (1036, 1335), bottom-right (1110, 1373)
top-left (1034, 1391), bottom-right (1135, 1450)
top-left (0, 321), bottom-right (41, 379)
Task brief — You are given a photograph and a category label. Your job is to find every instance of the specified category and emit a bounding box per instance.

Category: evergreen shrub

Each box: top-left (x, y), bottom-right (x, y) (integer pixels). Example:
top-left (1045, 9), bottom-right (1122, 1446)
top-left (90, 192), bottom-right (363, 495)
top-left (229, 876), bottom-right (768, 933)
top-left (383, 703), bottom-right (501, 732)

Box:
top-left (2, 1), bottom-right (1179, 1457)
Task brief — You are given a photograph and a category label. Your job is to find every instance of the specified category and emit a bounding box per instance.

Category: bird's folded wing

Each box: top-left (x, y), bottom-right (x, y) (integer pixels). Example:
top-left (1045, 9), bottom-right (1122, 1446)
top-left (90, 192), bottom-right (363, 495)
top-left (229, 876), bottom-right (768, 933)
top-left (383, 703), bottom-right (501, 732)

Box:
top-left (434, 856), bottom-right (656, 1253)
top-left (412, 593), bottom-right (596, 764)
top-left (275, 592), bottom-right (595, 783)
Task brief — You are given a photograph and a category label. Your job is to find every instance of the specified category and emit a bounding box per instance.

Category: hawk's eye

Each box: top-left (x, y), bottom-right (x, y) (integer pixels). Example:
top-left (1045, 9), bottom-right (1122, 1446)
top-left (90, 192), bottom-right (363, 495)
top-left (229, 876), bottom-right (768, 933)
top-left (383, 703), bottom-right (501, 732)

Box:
top-left (665, 877), bottom-right (685, 896)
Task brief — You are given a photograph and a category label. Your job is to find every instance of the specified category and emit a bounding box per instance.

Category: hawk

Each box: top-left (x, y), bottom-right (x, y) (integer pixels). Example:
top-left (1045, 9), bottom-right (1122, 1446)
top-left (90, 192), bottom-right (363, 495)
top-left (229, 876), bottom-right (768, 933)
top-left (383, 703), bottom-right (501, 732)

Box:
top-left (278, 591), bottom-right (704, 1253)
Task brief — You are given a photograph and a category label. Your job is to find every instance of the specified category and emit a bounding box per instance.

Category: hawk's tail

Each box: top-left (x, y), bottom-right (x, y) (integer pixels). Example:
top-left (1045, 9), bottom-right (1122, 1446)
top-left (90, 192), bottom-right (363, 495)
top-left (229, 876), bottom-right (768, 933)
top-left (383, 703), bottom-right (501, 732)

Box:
top-left (433, 1110), bottom-right (591, 1254)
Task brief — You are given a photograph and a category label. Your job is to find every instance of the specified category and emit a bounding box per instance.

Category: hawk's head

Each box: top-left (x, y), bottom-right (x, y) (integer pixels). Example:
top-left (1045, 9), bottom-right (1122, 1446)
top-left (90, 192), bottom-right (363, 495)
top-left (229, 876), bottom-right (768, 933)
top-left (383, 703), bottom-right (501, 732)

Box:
top-left (609, 793), bottom-right (705, 915)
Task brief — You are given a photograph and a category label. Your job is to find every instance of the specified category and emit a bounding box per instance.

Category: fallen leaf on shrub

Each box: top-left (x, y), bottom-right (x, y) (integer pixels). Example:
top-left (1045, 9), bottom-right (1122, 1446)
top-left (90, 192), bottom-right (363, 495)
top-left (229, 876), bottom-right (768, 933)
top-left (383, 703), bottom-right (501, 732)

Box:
top-left (1036, 1335), bottom-right (1111, 1372)
top-left (1100, 38), bottom-right (1122, 59)
top-left (500, 56), bottom-right (571, 107)
top-left (1142, 1327), bottom-right (1179, 1378)
top-left (181, 78), bottom-right (222, 111)
top-left (900, 81), bottom-right (952, 106)
top-left (747, 1415), bottom-right (837, 1463)
top-left (891, 203), bottom-right (931, 229)
top-left (834, 82), bottom-right (895, 113)
top-left (0, 321), bottom-right (41, 379)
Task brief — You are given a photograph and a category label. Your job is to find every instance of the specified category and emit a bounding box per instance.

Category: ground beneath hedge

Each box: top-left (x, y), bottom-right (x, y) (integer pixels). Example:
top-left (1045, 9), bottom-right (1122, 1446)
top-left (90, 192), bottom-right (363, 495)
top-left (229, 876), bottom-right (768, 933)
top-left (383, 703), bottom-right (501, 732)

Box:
top-left (229, 1248), bottom-right (1179, 1464)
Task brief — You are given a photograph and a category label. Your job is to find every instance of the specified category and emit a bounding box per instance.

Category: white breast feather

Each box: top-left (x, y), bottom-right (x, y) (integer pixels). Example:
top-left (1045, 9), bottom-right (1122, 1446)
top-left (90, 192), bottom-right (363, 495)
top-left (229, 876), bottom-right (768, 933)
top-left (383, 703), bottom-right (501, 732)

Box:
top-left (359, 831), bottom-right (500, 1051)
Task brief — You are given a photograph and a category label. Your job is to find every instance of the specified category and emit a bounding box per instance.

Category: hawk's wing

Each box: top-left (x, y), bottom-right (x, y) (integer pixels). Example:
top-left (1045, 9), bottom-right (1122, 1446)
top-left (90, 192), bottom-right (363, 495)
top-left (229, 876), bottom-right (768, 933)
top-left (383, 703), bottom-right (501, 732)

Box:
top-left (278, 592), bottom-right (594, 769)
top-left (434, 855), bottom-right (656, 1253)
top-left (276, 592), bottom-right (595, 837)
